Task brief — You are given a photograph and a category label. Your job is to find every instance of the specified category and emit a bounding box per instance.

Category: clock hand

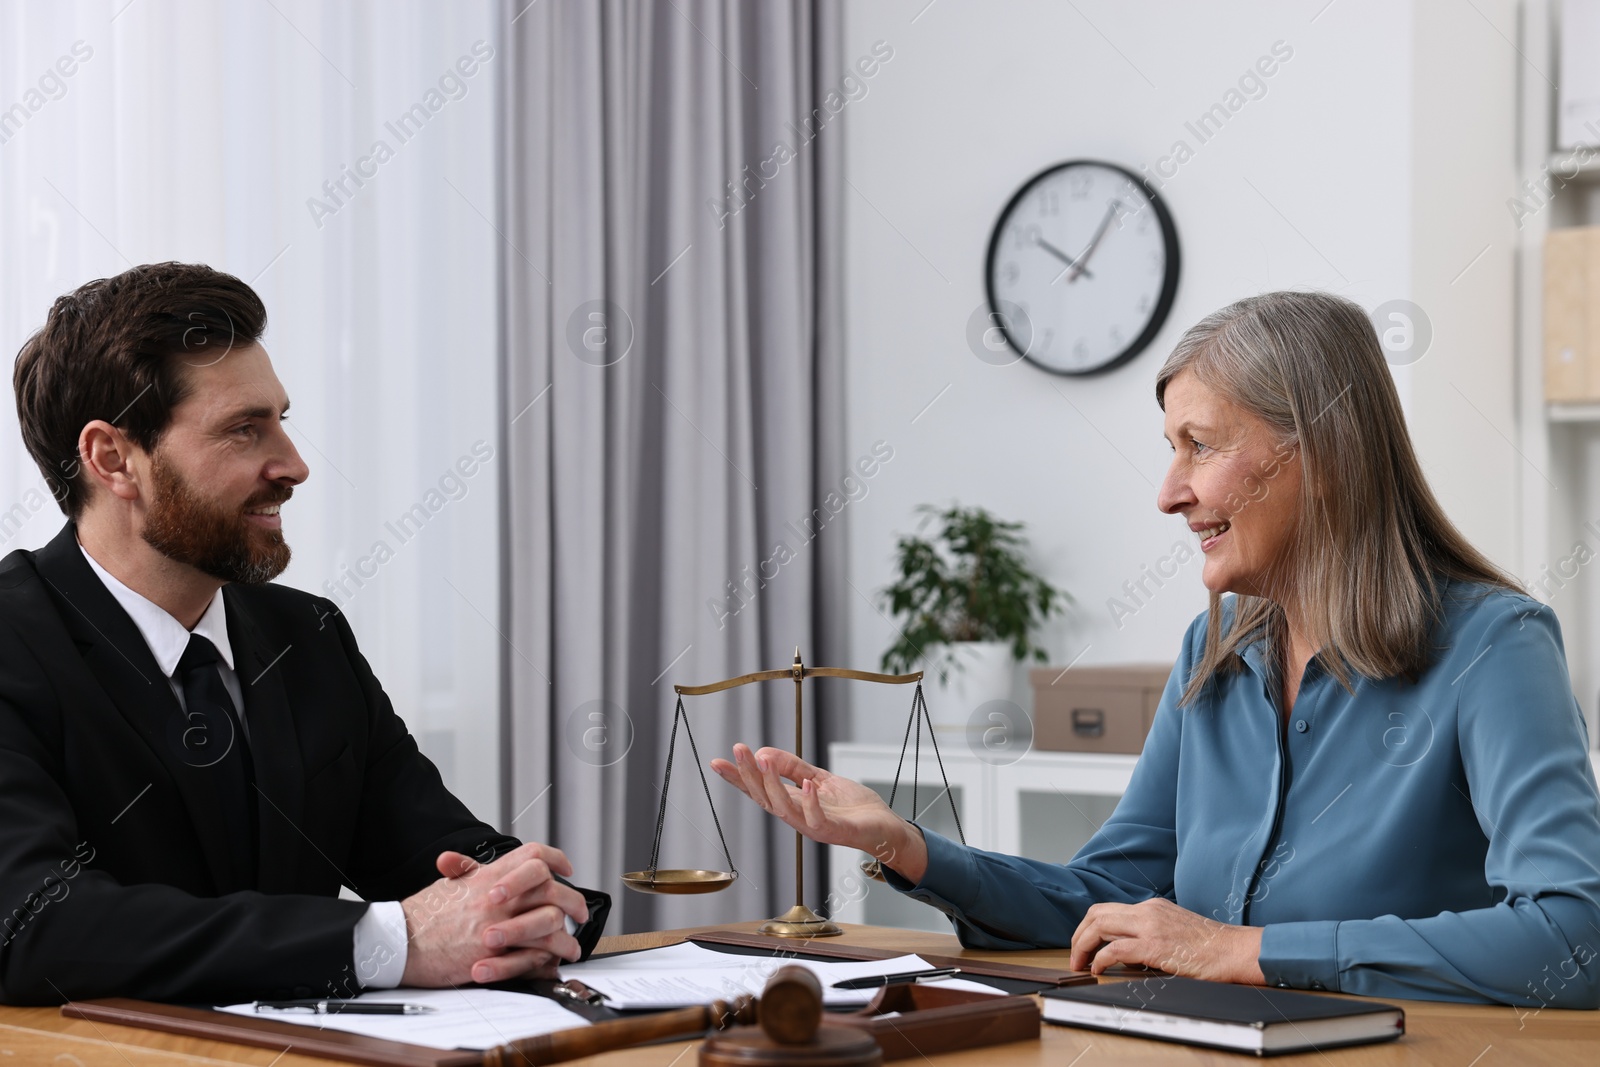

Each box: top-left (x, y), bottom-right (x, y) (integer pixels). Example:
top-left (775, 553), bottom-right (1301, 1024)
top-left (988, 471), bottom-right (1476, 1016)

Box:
top-left (1064, 200), bottom-right (1122, 283)
top-left (1035, 235), bottom-right (1095, 282)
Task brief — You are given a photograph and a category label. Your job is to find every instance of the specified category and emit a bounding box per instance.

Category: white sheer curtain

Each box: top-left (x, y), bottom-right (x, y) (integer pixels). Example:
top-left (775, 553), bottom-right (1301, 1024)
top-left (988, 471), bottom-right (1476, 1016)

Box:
top-left (0, 1), bottom-right (502, 822)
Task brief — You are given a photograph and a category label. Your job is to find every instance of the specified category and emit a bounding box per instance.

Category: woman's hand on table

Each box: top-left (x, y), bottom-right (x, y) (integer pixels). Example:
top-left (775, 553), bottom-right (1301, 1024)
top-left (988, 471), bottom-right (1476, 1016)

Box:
top-left (710, 743), bottom-right (930, 883)
top-left (1069, 898), bottom-right (1266, 984)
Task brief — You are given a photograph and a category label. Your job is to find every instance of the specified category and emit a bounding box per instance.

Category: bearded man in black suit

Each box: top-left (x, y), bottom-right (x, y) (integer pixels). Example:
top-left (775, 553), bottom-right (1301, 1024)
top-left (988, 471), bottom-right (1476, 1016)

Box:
top-left (0, 262), bottom-right (608, 1005)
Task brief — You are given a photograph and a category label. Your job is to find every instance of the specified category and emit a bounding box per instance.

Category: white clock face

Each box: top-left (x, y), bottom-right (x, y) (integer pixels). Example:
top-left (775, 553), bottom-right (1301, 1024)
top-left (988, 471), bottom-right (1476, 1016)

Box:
top-left (987, 161), bottom-right (1179, 375)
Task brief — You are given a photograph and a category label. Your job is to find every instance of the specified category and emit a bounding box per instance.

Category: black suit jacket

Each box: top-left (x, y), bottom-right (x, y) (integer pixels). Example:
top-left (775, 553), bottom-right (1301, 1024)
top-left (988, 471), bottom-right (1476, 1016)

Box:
top-left (0, 523), bottom-right (608, 1005)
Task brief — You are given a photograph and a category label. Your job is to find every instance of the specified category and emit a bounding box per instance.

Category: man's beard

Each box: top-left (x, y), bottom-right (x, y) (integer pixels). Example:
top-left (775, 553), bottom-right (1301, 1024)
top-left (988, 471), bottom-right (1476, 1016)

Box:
top-left (141, 453), bottom-right (292, 584)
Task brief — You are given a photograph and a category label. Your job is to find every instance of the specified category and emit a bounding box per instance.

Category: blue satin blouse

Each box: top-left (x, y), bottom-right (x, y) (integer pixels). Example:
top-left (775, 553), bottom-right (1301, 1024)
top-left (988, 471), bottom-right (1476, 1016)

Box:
top-left (887, 584), bottom-right (1600, 1007)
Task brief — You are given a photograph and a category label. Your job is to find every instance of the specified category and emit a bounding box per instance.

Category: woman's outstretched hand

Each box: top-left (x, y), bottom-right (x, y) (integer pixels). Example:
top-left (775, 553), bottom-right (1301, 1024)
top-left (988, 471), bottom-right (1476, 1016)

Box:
top-left (710, 743), bottom-right (930, 884)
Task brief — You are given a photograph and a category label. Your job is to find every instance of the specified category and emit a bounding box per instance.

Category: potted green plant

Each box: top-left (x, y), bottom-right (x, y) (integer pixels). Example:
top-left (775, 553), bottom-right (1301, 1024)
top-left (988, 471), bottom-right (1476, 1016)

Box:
top-left (879, 504), bottom-right (1066, 727)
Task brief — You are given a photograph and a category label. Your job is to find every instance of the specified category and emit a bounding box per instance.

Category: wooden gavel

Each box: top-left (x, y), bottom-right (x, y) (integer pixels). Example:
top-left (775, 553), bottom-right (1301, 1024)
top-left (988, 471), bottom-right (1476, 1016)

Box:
top-left (482, 964), bottom-right (851, 1067)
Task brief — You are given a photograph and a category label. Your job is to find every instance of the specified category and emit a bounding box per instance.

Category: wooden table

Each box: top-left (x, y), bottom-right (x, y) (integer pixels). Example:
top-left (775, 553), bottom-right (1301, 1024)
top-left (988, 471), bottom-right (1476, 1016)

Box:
top-left (3, 922), bottom-right (1596, 1065)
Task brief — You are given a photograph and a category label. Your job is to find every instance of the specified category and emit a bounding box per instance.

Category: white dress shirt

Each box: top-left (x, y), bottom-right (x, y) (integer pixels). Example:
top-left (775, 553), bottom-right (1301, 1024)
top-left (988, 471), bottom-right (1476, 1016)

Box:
top-left (77, 542), bottom-right (409, 988)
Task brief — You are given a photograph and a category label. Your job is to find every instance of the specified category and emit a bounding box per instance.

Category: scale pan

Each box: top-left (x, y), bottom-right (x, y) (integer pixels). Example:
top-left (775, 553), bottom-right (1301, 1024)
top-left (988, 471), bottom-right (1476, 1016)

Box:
top-left (621, 869), bottom-right (738, 894)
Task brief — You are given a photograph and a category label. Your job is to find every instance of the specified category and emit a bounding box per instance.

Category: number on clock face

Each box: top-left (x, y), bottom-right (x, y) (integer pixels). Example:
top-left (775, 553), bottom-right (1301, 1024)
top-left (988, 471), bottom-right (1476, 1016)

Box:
top-left (985, 160), bottom-right (1180, 376)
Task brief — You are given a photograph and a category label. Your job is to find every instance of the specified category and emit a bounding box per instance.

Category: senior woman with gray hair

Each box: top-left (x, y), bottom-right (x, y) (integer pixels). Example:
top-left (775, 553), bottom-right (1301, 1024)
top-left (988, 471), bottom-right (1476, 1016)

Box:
top-left (712, 291), bottom-right (1600, 1008)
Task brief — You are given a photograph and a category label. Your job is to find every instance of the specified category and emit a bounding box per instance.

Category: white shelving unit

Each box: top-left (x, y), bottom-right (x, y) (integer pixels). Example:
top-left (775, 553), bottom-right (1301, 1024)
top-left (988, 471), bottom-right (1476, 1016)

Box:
top-left (1517, 2), bottom-right (1600, 746)
top-left (823, 741), bottom-right (1137, 931)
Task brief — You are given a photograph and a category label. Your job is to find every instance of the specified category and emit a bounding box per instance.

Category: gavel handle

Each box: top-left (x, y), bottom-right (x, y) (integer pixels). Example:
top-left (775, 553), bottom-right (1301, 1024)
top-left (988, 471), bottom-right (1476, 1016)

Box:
top-left (480, 994), bottom-right (756, 1067)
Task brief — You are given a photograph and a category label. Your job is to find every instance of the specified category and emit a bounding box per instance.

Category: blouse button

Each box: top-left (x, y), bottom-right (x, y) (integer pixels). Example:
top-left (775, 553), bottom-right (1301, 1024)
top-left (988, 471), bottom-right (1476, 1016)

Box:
top-left (1294, 719), bottom-right (1309, 733)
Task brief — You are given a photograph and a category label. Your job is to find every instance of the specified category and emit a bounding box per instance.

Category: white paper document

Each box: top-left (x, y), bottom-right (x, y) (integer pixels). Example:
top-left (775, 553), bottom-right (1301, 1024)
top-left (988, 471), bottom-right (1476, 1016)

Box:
top-left (558, 942), bottom-right (1002, 1009)
top-left (217, 987), bottom-right (591, 1051)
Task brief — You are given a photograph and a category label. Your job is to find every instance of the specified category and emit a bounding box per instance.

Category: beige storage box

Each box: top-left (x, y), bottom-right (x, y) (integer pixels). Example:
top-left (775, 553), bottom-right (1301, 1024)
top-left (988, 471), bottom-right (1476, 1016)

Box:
top-left (1030, 664), bottom-right (1173, 754)
top-left (1545, 225), bottom-right (1600, 402)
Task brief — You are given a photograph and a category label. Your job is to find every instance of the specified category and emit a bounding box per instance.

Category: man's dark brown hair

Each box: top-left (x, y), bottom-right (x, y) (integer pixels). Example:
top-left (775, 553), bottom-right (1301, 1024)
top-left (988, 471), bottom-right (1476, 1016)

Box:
top-left (13, 262), bottom-right (267, 519)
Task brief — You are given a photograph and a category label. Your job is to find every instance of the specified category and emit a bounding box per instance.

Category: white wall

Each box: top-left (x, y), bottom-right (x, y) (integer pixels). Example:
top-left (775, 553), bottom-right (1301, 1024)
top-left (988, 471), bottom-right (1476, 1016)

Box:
top-left (838, 0), bottom-right (1518, 741)
top-left (1408, 0), bottom-right (1519, 587)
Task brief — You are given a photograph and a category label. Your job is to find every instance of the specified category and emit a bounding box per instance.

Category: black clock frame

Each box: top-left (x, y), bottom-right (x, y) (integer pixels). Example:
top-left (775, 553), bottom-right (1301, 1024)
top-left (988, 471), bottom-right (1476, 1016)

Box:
top-left (983, 159), bottom-right (1182, 377)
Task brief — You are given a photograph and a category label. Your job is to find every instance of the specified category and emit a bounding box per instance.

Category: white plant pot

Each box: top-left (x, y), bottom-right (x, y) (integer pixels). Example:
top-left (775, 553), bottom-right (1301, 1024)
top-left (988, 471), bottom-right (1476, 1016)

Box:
top-left (923, 641), bottom-right (1013, 731)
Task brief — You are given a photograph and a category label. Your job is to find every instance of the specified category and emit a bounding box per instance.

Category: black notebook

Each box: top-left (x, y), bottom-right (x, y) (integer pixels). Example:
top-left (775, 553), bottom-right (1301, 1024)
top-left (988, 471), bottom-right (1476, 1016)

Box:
top-left (1041, 976), bottom-right (1404, 1056)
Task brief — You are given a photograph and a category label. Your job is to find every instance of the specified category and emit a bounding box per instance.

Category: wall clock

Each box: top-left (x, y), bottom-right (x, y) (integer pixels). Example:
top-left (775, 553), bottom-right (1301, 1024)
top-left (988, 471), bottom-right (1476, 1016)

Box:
top-left (984, 159), bottom-right (1180, 376)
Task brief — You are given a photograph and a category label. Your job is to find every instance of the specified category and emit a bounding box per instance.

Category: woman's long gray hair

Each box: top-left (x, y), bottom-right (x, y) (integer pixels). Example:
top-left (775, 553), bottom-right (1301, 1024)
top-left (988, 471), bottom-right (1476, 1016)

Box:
top-left (1155, 291), bottom-right (1521, 706)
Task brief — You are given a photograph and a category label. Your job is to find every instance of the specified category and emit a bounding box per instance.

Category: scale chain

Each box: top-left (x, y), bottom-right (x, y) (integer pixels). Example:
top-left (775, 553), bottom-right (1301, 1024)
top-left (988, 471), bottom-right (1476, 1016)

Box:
top-left (677, 696), bottom-right (738, 876)
top-left (916, 684), bottom-right (965, 844)
top-left (648, 695), bottom-right (737, 879)
top-left (645, 699), bottom-right (680, 877)
top-left (887, 685), bottom-right (918, 812)
top-left (912, 689), bottom-right (920, 821)
top-left (880, 682), bottom-right (965, 847)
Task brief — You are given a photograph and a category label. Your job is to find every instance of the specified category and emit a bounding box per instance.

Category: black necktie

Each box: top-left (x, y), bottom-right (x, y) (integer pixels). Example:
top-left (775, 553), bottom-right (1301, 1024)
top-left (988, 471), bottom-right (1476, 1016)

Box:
top-left (174, 634), bottom-right (257, 889)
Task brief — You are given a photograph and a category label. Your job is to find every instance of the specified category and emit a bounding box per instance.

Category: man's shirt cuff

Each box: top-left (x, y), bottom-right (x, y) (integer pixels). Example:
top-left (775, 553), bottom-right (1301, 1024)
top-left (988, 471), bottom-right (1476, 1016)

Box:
top-left (353, 901), bottom-right (409, 988)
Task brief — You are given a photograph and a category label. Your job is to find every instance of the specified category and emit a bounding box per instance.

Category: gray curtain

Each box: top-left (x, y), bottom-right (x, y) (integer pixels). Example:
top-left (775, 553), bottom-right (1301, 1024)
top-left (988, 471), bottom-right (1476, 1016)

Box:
top-left (498, 0), bottom-right (847, 933)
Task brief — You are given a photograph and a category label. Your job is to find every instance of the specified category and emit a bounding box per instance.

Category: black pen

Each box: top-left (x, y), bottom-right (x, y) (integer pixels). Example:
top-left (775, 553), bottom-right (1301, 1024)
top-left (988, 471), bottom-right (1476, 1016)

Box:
top-left (832, 967), bottom-right (961, 990)
top-left (254, 999), bottom-right (435, 1015)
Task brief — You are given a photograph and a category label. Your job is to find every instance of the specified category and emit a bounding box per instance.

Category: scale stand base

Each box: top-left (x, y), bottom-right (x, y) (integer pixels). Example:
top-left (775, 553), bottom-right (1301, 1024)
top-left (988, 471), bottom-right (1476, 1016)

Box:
top-left (758, 904), bottom-right (843, 938)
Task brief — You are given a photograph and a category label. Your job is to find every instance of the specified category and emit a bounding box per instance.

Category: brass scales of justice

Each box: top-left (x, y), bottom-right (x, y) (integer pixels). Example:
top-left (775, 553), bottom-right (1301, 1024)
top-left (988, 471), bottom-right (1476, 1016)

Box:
top-left (622, 649), bottom-right (967, 938)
